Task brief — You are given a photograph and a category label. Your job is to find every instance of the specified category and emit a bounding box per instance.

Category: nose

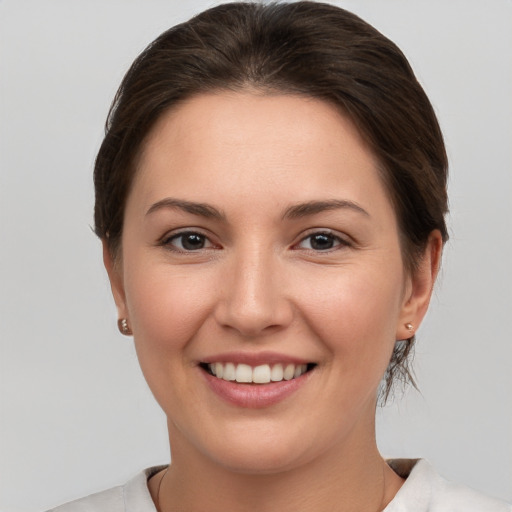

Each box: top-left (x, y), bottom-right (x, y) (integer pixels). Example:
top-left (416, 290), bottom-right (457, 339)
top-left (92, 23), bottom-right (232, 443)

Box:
top-left (214, 245), bottom-right (294, 338)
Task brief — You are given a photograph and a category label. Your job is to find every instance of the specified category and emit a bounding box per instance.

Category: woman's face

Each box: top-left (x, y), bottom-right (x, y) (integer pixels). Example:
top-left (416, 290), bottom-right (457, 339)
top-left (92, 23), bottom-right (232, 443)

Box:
top-left (106, 92), bottom-right (436, 473)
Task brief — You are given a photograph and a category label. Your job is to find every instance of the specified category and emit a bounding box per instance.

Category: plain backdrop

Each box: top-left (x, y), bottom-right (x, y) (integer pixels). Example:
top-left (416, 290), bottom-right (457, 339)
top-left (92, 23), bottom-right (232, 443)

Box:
top-left (1, 1), bottom-right (511, 510)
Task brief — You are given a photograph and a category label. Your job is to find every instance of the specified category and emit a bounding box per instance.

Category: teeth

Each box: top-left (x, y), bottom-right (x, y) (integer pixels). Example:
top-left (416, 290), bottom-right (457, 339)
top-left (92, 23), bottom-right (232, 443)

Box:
top-left (235, 364), bottom-right (253, 383)
top-left (223, 362), bottom-right (236, 381)
top-left (270, 364), bottom-right (283, 382)
top-left (283, 364), bottom-right (295, 380)
top-left (253, 365), bottom-right (271, 384)
top-left (294, 364), bottom-right (307, 378)
top-left (214, 362), bottom-right (223, 379)
top-left (207, 362), bottom-right (310, 383)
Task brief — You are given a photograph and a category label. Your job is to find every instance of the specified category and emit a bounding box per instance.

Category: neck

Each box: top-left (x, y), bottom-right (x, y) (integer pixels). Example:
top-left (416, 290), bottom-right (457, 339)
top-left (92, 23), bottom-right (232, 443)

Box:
top-left (155, 418), bottom-right (403, 512)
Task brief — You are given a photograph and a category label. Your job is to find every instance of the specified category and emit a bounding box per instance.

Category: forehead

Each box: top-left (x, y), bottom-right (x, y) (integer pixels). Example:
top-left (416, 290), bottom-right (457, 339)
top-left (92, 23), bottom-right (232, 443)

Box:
top-left (131, 92), bottom-right (393, 221)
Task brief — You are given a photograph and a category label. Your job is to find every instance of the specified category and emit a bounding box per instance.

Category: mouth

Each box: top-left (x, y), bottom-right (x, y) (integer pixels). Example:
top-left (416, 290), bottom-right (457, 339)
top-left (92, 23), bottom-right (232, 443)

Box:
top-left (199, 362), bottom-right (317, 384)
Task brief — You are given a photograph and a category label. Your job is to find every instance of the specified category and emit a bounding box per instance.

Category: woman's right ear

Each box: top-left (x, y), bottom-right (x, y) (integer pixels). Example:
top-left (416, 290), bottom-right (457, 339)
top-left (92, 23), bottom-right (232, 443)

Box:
top-left (102, 240), bottom-right (129, 321)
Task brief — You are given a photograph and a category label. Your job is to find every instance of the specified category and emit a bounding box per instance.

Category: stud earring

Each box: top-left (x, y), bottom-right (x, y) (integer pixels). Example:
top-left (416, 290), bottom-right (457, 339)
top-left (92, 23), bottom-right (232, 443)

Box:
top-left (118, 318), bottom-right (133, 336)
top-left (405, 322), bottom-right (414, 333)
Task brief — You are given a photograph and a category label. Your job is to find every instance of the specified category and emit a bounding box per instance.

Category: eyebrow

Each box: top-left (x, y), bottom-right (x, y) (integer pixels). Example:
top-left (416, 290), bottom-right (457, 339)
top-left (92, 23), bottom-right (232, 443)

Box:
top-left (145, 197), bottom-right (369, 221)
top-left (146, 198), bottom-right (225, 220)
top-left (283, 200), bottom-right (370, 219)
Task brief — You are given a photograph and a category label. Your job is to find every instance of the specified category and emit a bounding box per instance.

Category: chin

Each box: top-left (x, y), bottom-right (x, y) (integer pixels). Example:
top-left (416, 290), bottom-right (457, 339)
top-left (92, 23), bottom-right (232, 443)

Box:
top-left (184, 417), bottom-right (335, 476)
top-left (210, 442), bottom-right (311, 475)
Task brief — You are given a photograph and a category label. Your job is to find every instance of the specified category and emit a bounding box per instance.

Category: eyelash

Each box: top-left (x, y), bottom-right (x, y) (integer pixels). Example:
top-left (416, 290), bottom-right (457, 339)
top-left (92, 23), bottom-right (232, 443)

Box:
top-left (294, 231), bottom-right (349, 252)
top-left (160, 229), bottom-right (349, 253)
top-left (160, 231), bottom-right (215, 252)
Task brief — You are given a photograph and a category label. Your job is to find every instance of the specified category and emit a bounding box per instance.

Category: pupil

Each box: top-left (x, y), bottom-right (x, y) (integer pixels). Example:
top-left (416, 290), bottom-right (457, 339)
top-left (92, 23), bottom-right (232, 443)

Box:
top-left (311, 234), bottom-right (333, 250)
top-left (182, 234), bottom-right (204, 250)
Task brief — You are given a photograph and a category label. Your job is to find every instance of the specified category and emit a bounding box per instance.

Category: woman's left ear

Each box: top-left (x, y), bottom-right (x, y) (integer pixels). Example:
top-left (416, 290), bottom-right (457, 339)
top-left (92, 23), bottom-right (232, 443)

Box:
top-left (396, 230), bottom-right (443, 340)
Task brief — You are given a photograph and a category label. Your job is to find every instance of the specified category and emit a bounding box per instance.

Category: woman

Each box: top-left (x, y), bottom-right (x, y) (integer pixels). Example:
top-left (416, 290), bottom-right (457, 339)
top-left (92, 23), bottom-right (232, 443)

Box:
top-left (49, 2), bottom-right (510, 511)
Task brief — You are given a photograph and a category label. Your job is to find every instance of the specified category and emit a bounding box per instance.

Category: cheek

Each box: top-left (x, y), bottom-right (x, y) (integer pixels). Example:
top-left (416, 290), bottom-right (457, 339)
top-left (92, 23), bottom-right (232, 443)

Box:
top-left (296, 261), bottom-right (404, 370)
top-left (122, 262), bottom-right (214, 387)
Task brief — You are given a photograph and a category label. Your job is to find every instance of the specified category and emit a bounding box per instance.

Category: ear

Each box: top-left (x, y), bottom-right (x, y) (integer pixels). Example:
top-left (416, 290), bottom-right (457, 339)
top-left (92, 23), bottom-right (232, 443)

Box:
top-left (396, 230), bottom-right (443, 340)
top-left (102, 240), bottom-right (129, 322)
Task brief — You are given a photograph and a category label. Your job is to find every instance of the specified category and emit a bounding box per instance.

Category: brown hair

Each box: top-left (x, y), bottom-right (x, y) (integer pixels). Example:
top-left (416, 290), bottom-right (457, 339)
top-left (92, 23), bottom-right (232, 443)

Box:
top-left (94, 1), bottom-right (448, 401)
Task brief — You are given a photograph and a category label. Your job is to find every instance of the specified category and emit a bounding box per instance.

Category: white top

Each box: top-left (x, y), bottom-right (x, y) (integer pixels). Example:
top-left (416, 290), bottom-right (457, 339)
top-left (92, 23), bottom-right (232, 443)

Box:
top-left (47, 459), bottom-right (511, 512)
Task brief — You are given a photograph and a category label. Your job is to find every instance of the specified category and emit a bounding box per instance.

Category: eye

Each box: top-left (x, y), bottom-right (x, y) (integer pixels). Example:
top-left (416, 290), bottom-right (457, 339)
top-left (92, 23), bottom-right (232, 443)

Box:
top-left (297, 232), bottom-right (346, 251)
top-left (164, 231), bottom-right (213, 251)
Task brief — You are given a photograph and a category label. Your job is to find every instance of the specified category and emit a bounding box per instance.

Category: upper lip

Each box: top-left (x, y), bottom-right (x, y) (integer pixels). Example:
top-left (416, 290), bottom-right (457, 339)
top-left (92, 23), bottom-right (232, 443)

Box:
top-left (199, 351), bottom-right (313, 366)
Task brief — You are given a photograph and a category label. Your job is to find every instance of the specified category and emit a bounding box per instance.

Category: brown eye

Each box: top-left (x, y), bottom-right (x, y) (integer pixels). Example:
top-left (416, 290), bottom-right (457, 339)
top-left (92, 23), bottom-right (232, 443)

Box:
top-left (167, 232), bottom-right (211, 251)
top-left (297, 232), bottom-right (345, 251)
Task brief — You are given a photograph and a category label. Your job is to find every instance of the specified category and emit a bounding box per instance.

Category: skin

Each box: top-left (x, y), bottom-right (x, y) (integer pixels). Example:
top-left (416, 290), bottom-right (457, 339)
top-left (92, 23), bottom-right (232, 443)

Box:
top-left (104, 92), bottom-right (442, 512)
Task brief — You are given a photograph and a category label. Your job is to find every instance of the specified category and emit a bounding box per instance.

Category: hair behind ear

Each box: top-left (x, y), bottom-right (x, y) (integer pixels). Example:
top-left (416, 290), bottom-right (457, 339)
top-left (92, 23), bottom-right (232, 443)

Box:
top-left (382, 230), bottom-right (443, 403)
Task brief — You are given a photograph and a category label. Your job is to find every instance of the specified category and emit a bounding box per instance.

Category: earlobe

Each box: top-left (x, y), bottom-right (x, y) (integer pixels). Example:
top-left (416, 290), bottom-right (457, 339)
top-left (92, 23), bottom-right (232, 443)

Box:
top-left (396, 230), bottom-right (443, 340)
top-left (102, 240), bottom-right (129, 321)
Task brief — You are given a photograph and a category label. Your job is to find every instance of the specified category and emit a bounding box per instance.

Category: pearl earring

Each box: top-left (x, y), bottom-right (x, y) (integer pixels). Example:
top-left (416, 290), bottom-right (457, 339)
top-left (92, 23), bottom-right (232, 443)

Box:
top-left (118, 318), bottom-right (133, 336)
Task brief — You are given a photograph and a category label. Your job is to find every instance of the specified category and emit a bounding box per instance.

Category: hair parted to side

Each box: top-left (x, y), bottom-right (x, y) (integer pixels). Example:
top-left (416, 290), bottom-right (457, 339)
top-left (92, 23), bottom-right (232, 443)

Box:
top-left (94, 1), bottom-right (448, 402)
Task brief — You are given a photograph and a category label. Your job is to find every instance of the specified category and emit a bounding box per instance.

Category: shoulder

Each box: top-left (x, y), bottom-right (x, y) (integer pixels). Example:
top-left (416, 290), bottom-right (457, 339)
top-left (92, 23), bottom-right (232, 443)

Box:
top-left (431, 479), bottom-right (512, 512)
top-left (45, 466), bottom-right (166, 512)
top-left (429, 470), bottom-right (512, 512)
top-left (385, 459), bottom-right (511, 512)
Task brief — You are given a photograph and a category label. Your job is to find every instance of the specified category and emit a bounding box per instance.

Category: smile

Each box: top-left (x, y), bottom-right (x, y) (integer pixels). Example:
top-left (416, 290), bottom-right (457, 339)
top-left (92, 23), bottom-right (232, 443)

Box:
top-left (203, 362), bottom-right (314, 384)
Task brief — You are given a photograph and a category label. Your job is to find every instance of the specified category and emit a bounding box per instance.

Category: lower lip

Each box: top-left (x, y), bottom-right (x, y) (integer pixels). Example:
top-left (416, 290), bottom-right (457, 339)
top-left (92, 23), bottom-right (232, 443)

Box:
top-left (201, 368), bottom-right (313, 409)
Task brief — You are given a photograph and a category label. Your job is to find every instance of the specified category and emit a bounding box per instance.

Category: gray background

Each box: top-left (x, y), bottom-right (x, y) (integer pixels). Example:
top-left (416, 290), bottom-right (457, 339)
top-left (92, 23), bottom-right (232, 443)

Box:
top-left (1, 1), bottom-right (511, 510)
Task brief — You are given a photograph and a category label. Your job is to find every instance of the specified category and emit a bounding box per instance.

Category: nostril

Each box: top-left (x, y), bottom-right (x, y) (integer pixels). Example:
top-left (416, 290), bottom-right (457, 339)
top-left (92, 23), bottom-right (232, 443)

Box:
top-left (213, 261), bottom-right (294, 336)
top-left (215, 300), bottom-right (294, 338)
